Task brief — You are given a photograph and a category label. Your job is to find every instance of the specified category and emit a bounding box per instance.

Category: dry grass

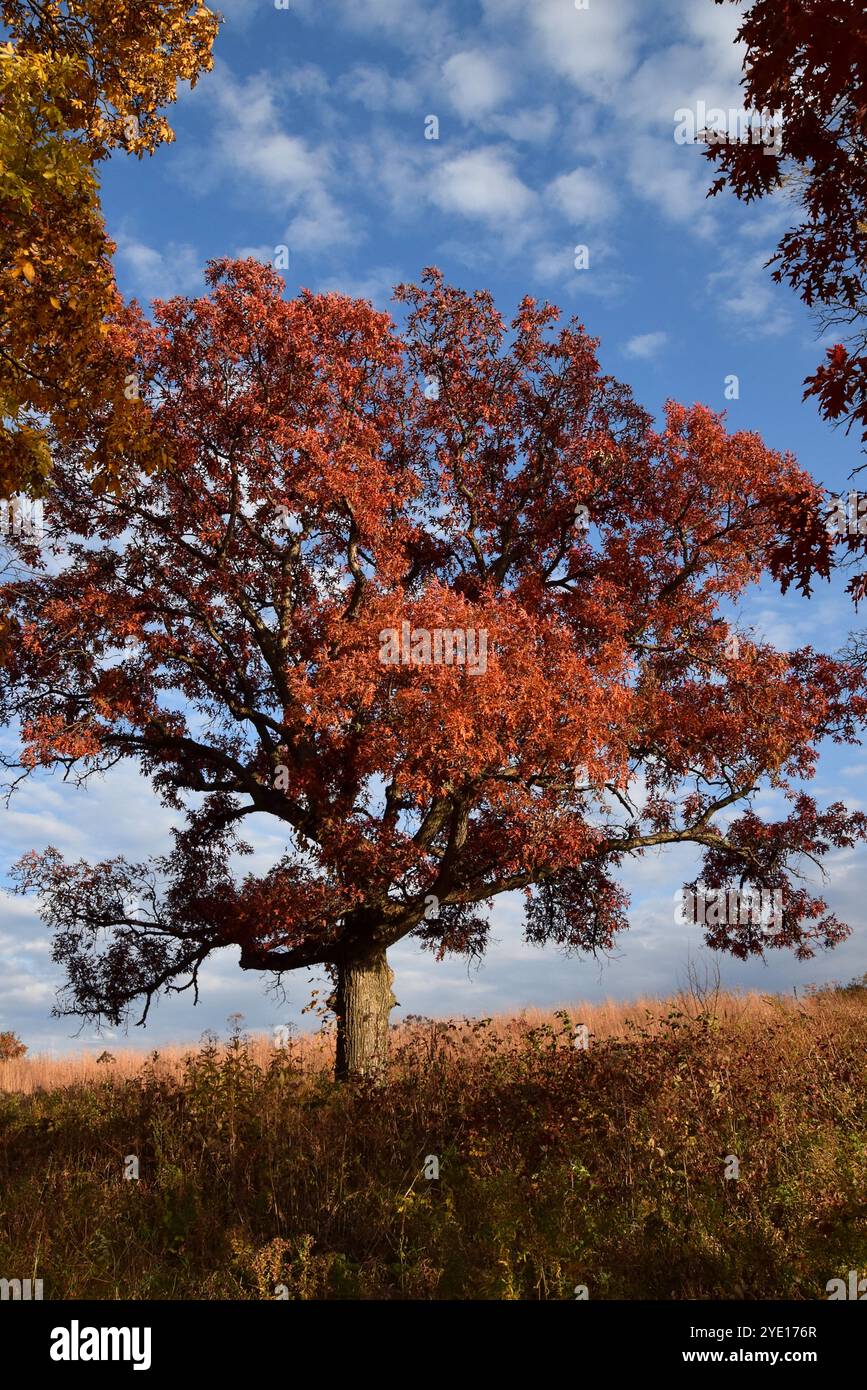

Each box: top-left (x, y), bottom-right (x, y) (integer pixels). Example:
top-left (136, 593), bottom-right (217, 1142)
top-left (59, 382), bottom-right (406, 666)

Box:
top-left (0, 985), bottom-right (840, 1095)
top-left (1, 978), bottom-right (866, 1298)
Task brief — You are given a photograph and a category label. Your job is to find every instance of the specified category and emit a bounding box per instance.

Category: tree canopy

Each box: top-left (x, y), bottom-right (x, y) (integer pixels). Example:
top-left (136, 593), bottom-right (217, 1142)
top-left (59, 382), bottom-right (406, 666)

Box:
top-left (5, 261), bottom-right (867, 1075)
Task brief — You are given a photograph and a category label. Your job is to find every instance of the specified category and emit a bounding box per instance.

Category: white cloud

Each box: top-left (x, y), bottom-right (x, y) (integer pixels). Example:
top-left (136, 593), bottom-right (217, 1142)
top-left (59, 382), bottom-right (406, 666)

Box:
top-left (211, 0), bottom-right (262, 26)
top-left (285, 187), bottom-right (354, 253)
top-left (532, 244), bottom-right (580, 282)
top-left (527, 0), bottom-right (640, 98)
top-left (736, 193), bottom-right (793, 245)
top-left (347, 130), bottom-right (429, 223)
top-left (479, 0), bottom-right (525, 16)
top-left (489, 105), bottom-right (559, 144)
top-left (234, 244), bottom-right (278, 264)
top-left (675, 0), bottom-right (746, 86)
top-left (192, 65), bottom-right (326, 200)
top-left (313, 265), bottom-right (402, 309)
top-left (625, 135), bottom-right (717, 233)
top-left (431, 147), bottom-right (534, 222)
top-left (339, 64), bottom-right (416, 111)
top-left (625, 42), bottom-right (745, 133)
top-left (442, 49), bottom-right (511, 120)
top-left (516, 240), bottom-right (630, 300)
top-left (324, 0), bottom-right (453, 55)
top-left (546, 166), bottom-right (617, 225)
top-left (183, 63), bottom-right (353, 252)
top-left (114, 236), bottom-right (202, 302)
top-left (708, 247), bottom-right (793, 336)
top-left (473, 0), bottom-right (753, 248)
top-left (624, 330), bottom-right (669, 360)
top-left (283, 64), bottom-right (331, 98)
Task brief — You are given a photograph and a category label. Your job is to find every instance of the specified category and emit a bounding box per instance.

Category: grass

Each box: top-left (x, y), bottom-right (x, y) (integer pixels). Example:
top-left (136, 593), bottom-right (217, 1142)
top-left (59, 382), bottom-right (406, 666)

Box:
top-left (1, 983), bottom-right (866, 1300)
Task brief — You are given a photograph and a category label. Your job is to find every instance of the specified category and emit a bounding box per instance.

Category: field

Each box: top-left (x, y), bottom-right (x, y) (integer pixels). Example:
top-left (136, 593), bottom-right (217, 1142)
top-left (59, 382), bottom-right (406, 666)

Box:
top-left (1, 983), bottom-right (866, 1300)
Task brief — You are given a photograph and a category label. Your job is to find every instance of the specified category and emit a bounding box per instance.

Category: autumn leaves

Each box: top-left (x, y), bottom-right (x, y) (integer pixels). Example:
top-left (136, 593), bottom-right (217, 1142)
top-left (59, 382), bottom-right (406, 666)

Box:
top-left (0, 1), bottom-right (220, 500)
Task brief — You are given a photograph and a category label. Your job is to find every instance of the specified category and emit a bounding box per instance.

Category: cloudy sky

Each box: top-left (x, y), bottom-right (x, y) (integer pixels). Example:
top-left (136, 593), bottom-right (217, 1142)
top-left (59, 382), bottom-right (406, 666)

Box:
top-left (3, 0), bottom-right (866, 1055)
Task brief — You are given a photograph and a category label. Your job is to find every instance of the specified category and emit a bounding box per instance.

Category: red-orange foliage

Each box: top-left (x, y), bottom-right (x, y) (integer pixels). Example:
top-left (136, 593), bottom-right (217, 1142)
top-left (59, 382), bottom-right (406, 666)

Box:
top-left (0, 1030), bottom-right (27, 1061)
top-left (3, 261), bottom-right (866, 1071)
top-left (706, 0), bottom-right (867, 443)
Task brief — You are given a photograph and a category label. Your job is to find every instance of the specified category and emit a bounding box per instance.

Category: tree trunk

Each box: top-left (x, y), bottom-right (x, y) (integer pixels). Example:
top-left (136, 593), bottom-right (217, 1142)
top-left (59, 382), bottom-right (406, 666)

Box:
top-left (333, 944), bottom-right (396, 1081)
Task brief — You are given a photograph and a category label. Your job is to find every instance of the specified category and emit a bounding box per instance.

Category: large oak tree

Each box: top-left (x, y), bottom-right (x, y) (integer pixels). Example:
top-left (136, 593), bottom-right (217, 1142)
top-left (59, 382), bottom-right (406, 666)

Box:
top-left (4, 260), bottom-right (867, 1077)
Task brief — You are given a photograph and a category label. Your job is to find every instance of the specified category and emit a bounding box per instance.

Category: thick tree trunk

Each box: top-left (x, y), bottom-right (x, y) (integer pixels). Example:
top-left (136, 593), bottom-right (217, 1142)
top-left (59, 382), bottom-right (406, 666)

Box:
top-left (333, 944), bottom-right (396, 1081)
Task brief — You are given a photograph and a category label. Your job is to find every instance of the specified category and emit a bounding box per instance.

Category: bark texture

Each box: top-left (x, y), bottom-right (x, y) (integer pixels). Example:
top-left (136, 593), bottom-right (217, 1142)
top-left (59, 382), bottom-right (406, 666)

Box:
top-left (333, 945), bottom-right (396, 1080)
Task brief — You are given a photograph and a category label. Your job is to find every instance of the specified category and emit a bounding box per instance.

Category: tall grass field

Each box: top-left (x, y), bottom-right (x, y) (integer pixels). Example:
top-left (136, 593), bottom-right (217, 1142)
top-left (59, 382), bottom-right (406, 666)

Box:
top-left (1, 984), bottom-right (866, 1300)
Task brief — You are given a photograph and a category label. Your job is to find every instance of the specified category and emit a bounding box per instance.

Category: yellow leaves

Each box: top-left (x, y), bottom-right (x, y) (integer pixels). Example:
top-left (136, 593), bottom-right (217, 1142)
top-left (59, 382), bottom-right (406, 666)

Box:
top-left (0, 421), bottom-right (53, 498)
top-left (8, 248), bottom-right (39, 286)
top-left (0, 2), bottom-right (218, 497)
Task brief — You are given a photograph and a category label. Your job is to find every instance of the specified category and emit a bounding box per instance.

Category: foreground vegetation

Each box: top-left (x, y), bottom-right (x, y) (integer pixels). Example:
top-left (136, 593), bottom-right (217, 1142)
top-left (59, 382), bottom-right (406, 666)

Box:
top-left (1, 985), bottom-right (866, 1300)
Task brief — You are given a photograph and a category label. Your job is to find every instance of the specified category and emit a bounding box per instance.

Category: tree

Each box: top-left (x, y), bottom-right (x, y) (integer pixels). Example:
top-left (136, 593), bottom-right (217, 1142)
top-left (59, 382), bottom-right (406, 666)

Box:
top-left (4, 260), bottom-right (867, 1078)
top-left (705, 0), bottom-right (867, 442)
top-left (0, 0), bottom-right (220, 499)
top-left (0, 1030), bottom-right (27, 1060)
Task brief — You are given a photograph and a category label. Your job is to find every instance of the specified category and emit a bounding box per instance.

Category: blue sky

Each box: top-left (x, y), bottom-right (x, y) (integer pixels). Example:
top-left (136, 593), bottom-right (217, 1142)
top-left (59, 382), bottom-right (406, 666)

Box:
top-left (3, 0), bottom-right (867, 1054)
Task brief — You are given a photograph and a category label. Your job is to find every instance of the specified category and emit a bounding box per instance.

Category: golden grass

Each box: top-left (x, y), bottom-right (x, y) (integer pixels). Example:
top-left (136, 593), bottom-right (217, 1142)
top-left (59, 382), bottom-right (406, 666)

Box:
top-left (2, 980), bottom-right (865, 1298)
top-left (0, 985), bottom-right (839, 1094)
